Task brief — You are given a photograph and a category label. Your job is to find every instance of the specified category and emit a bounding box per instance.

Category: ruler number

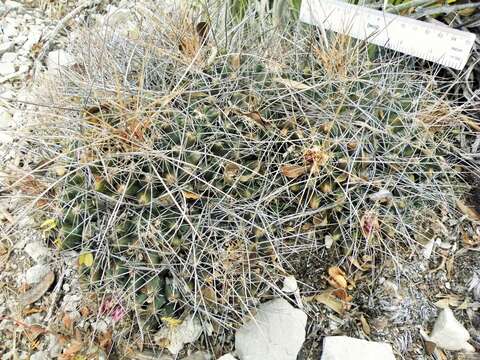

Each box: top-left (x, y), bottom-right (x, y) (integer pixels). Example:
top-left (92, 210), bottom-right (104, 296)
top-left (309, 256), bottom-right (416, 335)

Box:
top-left (300, 0), bottom-right (476, 70)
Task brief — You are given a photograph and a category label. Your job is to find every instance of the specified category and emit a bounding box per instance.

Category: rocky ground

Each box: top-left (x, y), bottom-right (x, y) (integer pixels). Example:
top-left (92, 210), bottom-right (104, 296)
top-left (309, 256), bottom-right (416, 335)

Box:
top-left (1, 1), bottom-right (479, 359)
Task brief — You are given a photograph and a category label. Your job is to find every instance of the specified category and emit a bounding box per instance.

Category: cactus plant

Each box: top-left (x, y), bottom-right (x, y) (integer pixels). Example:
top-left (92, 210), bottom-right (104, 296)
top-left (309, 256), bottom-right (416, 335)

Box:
top-left (14, 2), bottom-right (478, 335)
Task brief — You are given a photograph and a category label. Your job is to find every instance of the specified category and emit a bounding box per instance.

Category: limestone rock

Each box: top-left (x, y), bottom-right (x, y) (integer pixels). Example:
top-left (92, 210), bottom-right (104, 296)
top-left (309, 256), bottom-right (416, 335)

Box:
top-left (0, 62), bottom-right (15, 76)
top-left (469, 273), bottom-right (480, 301)
top-left (217, 355), bottom-right (237, 360)
top-left (235, 298), bottom-right (307, 360)
top-left (103, 7), bottom-right (139, 38)
top-left (24, 241), bottom-right (49, 263)
top-left (154, 314), bottom-right (203, 354)
top-left (182, 352), bottom-right (211, 360)
top-left (30, 351), bottom-right (49, 360)
top-left (46, 49), bottom-right (76, 71)
top-left (0, 41), bottom-right (14, 55)
top-left (25, 264), bottom-right (51, 285)
top-left (1, 52), bottom-right (17, 63)
top-left (282, 275), bottom-right (298, 293)
top-left (423, 308), bottom-right (474, 352)
top-left (0, 109), bottom-right (13, 130)
top-left (320, 336), bottom-right (396, 360)
top-left (5, 1), bottom-right (23, 10)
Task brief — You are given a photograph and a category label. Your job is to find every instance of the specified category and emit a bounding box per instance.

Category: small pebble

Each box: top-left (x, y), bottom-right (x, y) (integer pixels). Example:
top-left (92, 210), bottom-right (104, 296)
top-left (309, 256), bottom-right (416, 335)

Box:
top-left (25, 264), bottom-right (51, 285)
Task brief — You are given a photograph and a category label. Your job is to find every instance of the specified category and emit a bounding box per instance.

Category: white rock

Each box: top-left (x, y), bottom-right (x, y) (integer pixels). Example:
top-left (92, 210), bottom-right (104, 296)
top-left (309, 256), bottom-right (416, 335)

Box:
top-left (5, 1), bottom-right (23, 10)
top-left (3, 23), bottom-right (19, 39)
top-left (0, 109), bottom-right (13, 129)
top-left (24, 241), bottom-right (49, 263)
top-left (423, 308), bottom-right (474, 352)
top-left (154, 314), bottom-right (203, 354)
top-left (24, 313), bottom-right (44, 325)
top-left (46, 50), bottom-right (76, 71)
top-left (22, 30), bottom-right (42, 53)
top-left (30, 351), bottom-right (49, 360)
top-left (162, 0), bottom-right (183, 13)
top-left (369, 189), bottom-right (393, 202)
top-left (103, 7), bottom-right (139, 39)
top-left (422, 238), bottom-right (435, 259)
top-left (282, 275), bottom-right (303, 308)
top-left (47, 334), bottom-right (62, 358)
top-left (217, 355), bottom-right (237, 360)
top-left (91, 319), bottom-right (110, 333)
top-left (0, 41), bottom-right (14, 55)
top-left (324, 234), bottom-right (333, 249)
top-left (469, 273), bottom-right (480, 301)
top-left (182, 352), bottom-right (211, 360)
top-left (0, 63), bottom-right (15, 76)
top-left (1, 52), bottom-right (17, 63)
top-left (25, 264), bottom-right (51, 285)
top-left (235, 298), bottom-right (307, 360)
top-left (17, 88), bottom-right (36, 103)
top-left (0, 131), bottom-right (13, 144)
top-left (18, 64), bottom-right (30, 74)
top-left (12, 109), bottom-right (24, 128)
top-left (62, 293), bottom-right (82, 313)
top-left (320, 336), bottom-right (396, 360)
top-left (282, 276), bottom-right (298, 293)
top-left (15, 35), bottom-right (27, 46)
top-left (0, 89), bottom-right (16, 101)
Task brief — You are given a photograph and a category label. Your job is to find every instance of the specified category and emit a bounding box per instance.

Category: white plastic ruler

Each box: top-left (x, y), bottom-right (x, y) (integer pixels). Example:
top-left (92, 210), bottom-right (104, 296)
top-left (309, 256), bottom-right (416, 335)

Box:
top-left (300, 0), bottom-right (476, 70)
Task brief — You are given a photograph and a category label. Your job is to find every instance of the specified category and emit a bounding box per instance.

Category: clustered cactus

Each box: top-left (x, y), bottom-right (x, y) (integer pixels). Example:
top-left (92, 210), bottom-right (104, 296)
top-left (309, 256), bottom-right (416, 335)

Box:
top-left (17, 3), bottom-right (477, 333)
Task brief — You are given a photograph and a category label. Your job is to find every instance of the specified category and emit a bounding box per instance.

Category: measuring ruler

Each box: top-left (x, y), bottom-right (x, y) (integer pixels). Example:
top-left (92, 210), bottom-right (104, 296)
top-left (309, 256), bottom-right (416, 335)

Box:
top-left (300, 0), bottom-right (476, 70)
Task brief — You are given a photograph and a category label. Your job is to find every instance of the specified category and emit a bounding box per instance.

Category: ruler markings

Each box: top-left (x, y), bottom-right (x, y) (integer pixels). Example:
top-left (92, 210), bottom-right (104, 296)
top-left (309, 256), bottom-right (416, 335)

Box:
top-left (300, 0), bottom-right (476, 70)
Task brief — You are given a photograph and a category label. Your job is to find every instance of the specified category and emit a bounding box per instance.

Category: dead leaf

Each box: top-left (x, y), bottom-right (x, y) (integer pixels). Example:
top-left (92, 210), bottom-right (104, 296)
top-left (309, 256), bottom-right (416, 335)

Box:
top-left (462, 230), bottom-right (479, 246)
top-left (26, 324), bottom-right (47, 340)
top-left (224, 162), bottom-right (240, 181)
top-left (434, 295), bottom-right (461, 308)
top-left (196, 21), bottom-right (209, 44)
top-left (20, 271), bottom-right (55, 306)
top-left (273, 77), bottom-right (311, 91)
top-left (311, 290), bottom-right (345, 315)
top-left (230, 53), bottom-right (241, 70)
top-left (304, 147), bottom-right (330, 172)
top-left (21, 306), bottom-right (46, 317)
top-left (281, 164), bottom-right (308, 179)
top-left (360, 315), bottom-right (371, 335)
top-left (157, 337), bottom-right (170, 349)
top-left (98, 329), bottom-right (113, 352)
top-left (158, 86), bottom-right (188, 108)
top-left (320, 121), bottom-right (334, 133)
top-left (161, 316), bottom-right (183, 328)
top-left (201, 286), bottom-right (218, 305)
top-left (328, 266), bottom-right (348, 289)
top-left (457, 298), bottom-right (470, 310)
top-left (0, 208), bottom-right (14, 223)
top-left (331, 288), bottom-right (352, 302)
top-left (424, 340), bottom-right (437, 355)
top-left (61, 339), bottom-right (83, 357)
top-left (62, 313), bottom-right (74, 332)
top-left (80, 306), bottom-right (90, 317)
top-left (239, 161), bottom-right (261, 182)
top-left (242, 111), bottom-right (267, 128)
top-left (457, 200), bottom-right (480, 222)
top-left (182, 191), bottom-right (201, 200)
top-left (446, 256), bottom-right (454, 279)
top-left (360, 212), bottom-right (380, 239)
top-left (348, 257), bottom-right (366, 272)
